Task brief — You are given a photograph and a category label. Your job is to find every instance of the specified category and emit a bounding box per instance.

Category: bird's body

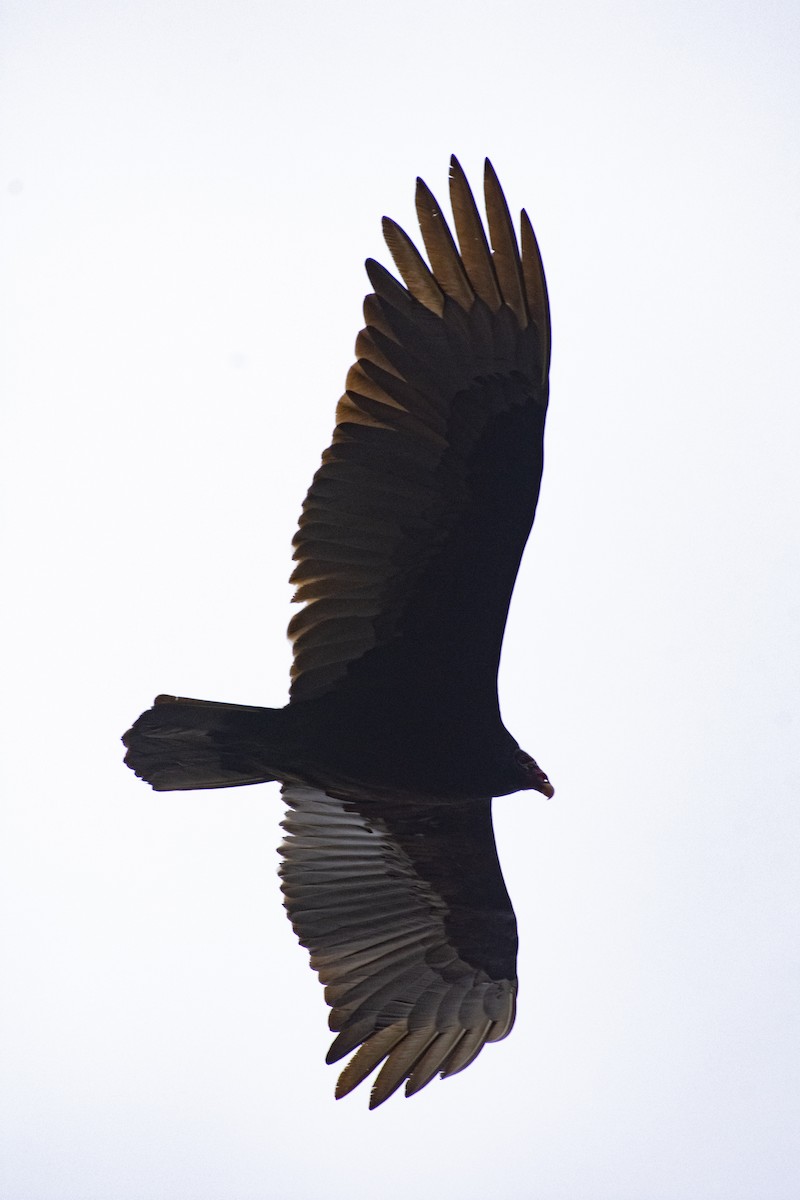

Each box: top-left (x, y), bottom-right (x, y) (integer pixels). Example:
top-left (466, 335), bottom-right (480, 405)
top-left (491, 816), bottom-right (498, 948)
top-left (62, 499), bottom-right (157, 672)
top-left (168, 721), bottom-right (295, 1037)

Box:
top-left (124, 157), bottom-right (554, 1107)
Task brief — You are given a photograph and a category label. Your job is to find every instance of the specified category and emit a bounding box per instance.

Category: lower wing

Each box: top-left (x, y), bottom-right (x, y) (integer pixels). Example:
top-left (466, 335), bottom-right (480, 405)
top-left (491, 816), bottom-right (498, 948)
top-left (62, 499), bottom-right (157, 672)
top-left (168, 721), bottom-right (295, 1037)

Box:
top-left (279, 782), bottom-right (518, 1108)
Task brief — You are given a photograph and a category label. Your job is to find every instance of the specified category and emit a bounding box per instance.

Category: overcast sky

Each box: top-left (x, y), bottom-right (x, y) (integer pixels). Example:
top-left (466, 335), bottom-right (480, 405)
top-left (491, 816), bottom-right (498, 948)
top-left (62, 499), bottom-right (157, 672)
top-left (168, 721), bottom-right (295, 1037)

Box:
top-left (2, 2), bottom-right (799, 1197)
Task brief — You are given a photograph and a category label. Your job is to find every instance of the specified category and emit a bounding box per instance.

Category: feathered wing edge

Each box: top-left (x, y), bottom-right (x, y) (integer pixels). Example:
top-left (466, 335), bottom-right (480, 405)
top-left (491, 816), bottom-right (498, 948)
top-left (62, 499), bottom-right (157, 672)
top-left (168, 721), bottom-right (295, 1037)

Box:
top-left (288, 157), bottom-right (550, 703)
top-left (279, 784), bottom-right (517, 1108)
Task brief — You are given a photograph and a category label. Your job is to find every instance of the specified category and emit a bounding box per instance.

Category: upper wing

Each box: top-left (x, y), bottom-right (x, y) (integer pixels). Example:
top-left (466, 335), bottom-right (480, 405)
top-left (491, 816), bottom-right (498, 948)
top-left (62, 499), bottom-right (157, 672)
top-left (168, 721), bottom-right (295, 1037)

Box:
top-left (279, 782), bottom-right (517, 1107)
top-left (288, 157), bottom-right (550, 715)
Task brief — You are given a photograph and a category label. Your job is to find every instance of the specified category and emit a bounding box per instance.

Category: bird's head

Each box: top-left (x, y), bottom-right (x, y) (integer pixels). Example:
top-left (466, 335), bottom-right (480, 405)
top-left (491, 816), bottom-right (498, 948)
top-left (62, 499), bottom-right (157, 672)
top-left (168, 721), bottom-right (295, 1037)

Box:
top-left (512, 748), bottom-right (554, 798)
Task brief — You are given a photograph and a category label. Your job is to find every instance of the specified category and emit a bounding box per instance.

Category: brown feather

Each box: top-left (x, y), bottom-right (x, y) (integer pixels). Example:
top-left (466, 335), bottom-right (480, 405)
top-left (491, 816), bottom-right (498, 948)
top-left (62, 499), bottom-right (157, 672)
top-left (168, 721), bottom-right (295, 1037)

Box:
top-left (415, 178), bottom-right (475, 310)
top-left (381, 217), bottom-right (445, 316)
top-left (334, 1025), bottom-right (406, 1099)
top-left (439, 1020), bottom-right (494, 1077)
top-left (369, 1029), bottom-right (440, 1108)
top-left (483, 157), bottom-right (528, 328)
top-left (404, 1029), bottom-right (467, 1096)
top-left (521, 208), bottom-right (552, 382)
top-left (448, 155), bottom-right (503, 310)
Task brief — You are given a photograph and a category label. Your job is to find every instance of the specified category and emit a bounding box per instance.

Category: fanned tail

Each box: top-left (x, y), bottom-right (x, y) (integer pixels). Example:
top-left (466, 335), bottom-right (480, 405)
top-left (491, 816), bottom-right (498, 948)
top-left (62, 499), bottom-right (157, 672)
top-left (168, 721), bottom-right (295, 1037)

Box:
top-left (123, 695), bottom-right (286, 792)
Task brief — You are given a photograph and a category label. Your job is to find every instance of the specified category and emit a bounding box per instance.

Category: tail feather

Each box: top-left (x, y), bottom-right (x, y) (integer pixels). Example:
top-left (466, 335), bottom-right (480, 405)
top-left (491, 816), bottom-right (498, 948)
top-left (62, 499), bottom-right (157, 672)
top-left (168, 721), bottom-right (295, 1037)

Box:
top-left (123, 694), bottom-right (287, 792)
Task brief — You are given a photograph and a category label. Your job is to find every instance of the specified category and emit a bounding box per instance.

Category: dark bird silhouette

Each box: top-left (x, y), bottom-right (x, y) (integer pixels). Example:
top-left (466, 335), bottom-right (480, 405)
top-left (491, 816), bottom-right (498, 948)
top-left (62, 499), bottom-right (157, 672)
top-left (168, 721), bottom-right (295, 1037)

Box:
top-left (123, 157), bottom-right (553, 1108)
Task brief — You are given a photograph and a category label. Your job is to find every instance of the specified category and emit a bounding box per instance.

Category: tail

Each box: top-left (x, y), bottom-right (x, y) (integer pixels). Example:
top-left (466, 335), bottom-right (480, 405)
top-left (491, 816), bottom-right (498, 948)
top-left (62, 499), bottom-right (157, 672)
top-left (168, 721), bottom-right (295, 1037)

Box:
top-left (122, 694), bottom-right (288, 792)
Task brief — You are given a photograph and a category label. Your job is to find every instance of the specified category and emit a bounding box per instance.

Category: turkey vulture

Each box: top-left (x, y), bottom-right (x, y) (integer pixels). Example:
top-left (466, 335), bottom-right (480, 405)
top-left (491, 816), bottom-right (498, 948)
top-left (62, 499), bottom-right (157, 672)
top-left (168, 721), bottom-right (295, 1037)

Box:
top-left (124, 157), bottom-right (553, 1108)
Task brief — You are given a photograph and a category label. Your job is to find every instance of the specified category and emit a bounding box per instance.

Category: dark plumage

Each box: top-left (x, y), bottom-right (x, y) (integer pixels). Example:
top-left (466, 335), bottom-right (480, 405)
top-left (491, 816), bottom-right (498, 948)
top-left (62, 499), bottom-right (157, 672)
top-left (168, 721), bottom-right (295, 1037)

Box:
top-left (123, 157), bottom-right (553, 1107)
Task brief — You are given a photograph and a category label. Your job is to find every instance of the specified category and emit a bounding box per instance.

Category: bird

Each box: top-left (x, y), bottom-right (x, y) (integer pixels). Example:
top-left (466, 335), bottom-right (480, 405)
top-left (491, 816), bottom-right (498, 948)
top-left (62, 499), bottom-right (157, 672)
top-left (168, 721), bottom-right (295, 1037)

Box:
top-left (123, 156), bottom-right (553, 1108)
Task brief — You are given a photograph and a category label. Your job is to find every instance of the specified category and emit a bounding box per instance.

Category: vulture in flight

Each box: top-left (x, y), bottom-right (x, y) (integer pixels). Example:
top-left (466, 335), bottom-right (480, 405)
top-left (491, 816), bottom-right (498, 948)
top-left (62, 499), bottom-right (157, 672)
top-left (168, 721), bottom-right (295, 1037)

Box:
top-left (124, 157), bottom-right (553, 1108)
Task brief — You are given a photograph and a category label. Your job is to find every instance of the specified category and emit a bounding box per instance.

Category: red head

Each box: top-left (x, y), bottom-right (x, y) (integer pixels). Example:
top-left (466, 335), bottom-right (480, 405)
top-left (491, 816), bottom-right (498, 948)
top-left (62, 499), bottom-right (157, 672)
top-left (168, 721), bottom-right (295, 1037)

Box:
top-left (513, 748), bottom-right (555, 798)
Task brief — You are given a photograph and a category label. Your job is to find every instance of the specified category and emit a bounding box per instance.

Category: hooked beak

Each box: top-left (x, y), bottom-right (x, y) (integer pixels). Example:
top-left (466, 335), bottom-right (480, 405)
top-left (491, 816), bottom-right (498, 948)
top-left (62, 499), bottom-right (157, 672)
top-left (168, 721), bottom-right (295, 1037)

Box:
top-left (536, 772), bottom-right (555, 799)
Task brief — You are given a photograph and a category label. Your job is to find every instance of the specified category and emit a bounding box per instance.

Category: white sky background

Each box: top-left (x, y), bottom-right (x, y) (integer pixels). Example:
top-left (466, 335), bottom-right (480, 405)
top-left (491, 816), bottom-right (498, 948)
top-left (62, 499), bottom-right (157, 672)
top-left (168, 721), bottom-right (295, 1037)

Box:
top-left (2, 1), bottom-right (799, 1196)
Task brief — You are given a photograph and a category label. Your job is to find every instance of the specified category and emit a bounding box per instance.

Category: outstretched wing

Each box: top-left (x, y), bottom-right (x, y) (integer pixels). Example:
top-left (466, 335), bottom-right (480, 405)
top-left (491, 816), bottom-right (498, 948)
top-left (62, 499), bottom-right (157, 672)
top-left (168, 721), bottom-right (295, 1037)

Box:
top-left (279, 783), bottom-right (517, 1107)
top-left (288, 157), bottom-right (550, 718)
